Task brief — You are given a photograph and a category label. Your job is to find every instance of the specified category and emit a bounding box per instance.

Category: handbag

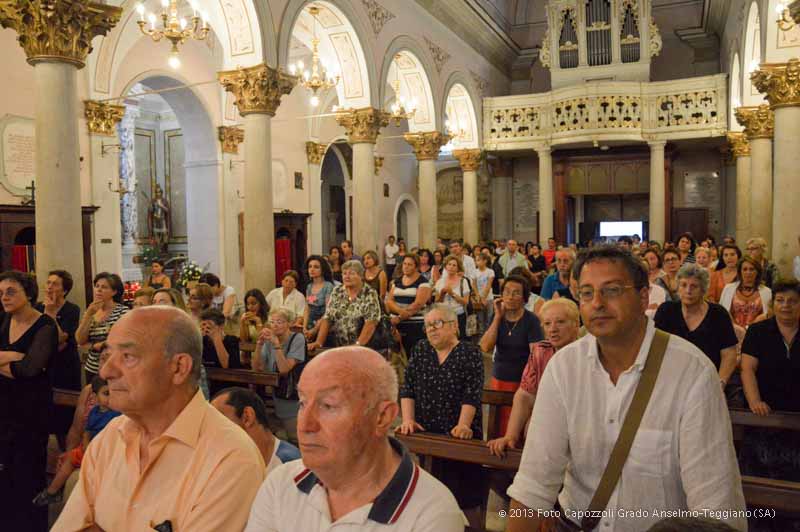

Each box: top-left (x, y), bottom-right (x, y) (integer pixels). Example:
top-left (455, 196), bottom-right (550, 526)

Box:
top-left (553, 329), bottom-right (670, 531)
top-left (274, 333), bottom-right (307, 400)
top-left (355, 315), bottom-right (397, 352)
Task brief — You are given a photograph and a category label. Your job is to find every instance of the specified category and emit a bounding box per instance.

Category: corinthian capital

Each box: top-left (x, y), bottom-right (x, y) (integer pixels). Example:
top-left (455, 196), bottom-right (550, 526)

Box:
top-left (84, 100), bottom-right (125, 136)
top-left (734, 105), bottom-right (774, 140)
top-left (751, 59), bottom-right (800, 109)
top-left (305, 141), bottom-right (327, 165)
top-left (336, 107), bottom-right (390, 144)
top-left (403, 131), bottom-right (450, 161)
top-left (218, 64), bottom-right (297, 117)
top-left (726, 132), bottom-right (750, 159)
top-left (219, 126), bottom-right (245, 154)
top-left (453, 149), bottom-right (482, 171)
top-left (0, 0), bottom-right (121, 68)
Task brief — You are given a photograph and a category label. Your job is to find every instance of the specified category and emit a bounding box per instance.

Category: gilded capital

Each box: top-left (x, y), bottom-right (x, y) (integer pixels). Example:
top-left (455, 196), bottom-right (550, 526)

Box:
top-left (305, 141), bottom-right (327, 165)
top-left (751, 59), bottom-right (800, 109)
top-left (218, 126), bottom-right (245, 154)
top-left (453, 149), bottom-right (482, 172)
top-left (726, 132), bottom-right (751, 159)
top-left (336, 107), bottom-right (390, 144)
top-left (403, 131), bottom-right (451, 161)
top-left (84, 100), bottom-right (125, 136)
top-left (374, 156), bottom-right (384, 175)
top-left (734, 105), bottom-right (774, 139)
top-left (218, 64), bottom-right (297, 117)
top-left (0, 0), bottom-right (121, 68)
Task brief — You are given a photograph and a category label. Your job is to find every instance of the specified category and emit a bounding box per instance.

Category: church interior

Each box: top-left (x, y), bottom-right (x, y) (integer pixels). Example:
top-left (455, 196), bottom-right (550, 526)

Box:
top-left (0, 0), bottom-right (800, 531)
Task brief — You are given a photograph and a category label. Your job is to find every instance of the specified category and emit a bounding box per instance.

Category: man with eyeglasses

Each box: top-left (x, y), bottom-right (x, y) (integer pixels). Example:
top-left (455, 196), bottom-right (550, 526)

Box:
top-left (506, 246), bottom-right (746, 532)
top-left (540, 248), bottom-right (575, 300)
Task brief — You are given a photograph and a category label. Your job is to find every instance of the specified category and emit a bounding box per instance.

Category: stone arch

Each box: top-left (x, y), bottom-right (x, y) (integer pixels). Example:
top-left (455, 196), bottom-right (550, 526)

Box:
top-left (742, 1), bottom-right (765, 105)
top-left (730, 52), bottom-right (742, 130)
top-left (278, 0), bottom-right (377, 109)
top-left (378, 35), bottom-right (440, 132)
top-left (90, 0), bottom-right (271, 96)
top-left (393, 194), bottom-right (420, 248)
top-left (442, 72), bottom-right (481, 150)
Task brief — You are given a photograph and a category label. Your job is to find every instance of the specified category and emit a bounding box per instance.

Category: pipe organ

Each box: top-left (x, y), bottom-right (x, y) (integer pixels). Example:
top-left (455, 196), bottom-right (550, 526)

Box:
top-left (542, 0), bottom-right (661, 89)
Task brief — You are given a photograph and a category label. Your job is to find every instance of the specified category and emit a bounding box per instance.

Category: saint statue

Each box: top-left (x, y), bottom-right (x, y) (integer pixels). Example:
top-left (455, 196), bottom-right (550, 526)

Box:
top-left (148, 183), bottom-right (171, 250)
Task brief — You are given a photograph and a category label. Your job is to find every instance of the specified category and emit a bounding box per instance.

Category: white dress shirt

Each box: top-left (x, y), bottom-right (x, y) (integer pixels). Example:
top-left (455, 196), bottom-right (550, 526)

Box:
top-left (508, 320), bottom-right (747, 531)
top-left (266, 288), bottom-right (307, 321)
top-left (461, 254), bottom-right (478, 281)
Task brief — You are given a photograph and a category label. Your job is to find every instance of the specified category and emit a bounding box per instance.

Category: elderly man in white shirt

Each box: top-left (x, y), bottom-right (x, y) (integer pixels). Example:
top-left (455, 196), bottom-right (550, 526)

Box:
top-left (506, 246), bottom-right (746, 532)
top-left (245, 346), bottom-right (465, 532)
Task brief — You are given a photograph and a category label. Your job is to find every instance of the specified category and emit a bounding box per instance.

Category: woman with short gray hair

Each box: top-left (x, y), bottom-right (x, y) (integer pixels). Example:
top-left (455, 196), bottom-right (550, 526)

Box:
top-left (655, 263), bottom-right (740, 402)
top-left (308, 259), bottom-right (381, 350)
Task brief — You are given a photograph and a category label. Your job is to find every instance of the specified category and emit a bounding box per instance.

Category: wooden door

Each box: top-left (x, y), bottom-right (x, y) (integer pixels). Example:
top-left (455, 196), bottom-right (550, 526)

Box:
top-left (671, 208), bottom-right (708, 242)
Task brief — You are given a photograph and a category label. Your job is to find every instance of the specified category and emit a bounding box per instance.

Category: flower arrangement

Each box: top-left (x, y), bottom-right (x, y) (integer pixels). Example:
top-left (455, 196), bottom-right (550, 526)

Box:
top-left (178, 260), bottom-right (204, 289)
top-left (140, 243), bottom-right (161, 266)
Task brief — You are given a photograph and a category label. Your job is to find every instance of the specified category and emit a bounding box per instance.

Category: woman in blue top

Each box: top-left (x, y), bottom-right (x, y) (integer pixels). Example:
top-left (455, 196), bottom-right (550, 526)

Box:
top-left (303, 255), bottom-right (334, 345)
top-left (254, 308), bottom-right (306, 443)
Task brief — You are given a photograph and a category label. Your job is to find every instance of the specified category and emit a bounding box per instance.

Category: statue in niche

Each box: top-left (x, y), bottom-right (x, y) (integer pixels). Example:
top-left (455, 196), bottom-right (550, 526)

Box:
top-left (148, 183), bottom-right (171, 251)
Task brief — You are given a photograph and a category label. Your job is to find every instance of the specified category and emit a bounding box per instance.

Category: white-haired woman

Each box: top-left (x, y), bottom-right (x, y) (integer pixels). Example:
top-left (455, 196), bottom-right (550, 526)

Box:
top-left (398, 304), bottom-right (485, 528)
top-left (308, 260), bottom-right (381, 351)
top-left (253, 308), bottom-right (306, 443)
top-left (654, 264), bottom-right (739, 400)
top-left (487, 298), bottom-right (581, 458)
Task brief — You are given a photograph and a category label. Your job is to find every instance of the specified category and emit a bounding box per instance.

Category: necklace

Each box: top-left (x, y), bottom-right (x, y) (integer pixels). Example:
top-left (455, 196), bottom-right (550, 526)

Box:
top-left (505, 315), bottom-right (522, 336)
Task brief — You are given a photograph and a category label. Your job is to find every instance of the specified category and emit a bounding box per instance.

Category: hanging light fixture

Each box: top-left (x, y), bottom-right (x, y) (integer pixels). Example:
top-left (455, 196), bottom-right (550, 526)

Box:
top-left (288, 5), bottom-right (340, 107)
top-left (388, 54), bottom-right (417, 126)
top-left (445, 116), bottom-right (466, 142)
top-left (136, 0), bottom-right (210, 69)
top-left (776, 2), bottom-right (797, 32)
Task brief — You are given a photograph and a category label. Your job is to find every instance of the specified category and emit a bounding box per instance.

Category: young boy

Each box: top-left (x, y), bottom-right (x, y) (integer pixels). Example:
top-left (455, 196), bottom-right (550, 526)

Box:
top-left (33, 377), bottom-right (121, 506)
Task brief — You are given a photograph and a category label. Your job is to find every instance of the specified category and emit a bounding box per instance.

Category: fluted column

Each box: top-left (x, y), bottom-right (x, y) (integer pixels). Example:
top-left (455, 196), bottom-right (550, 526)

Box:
top-left (306, 141), bottom-right (327, 255)
top-left (85, 101), bottom-right (125, 276)
top-left (219, 64), bottom-right (295, 291)
top-left (752, 58), bottom-right (800, 278)
top-left (648, 141), bottom-right (667, 243)
top-left (727, 132), bottom-right (752, 245)
top-left (336, 108), bottom-right (390, 255)
top-left (735, 105), bottom-right (774, 250)
top-left (454, 149), bottom-right (482, 245)
top-left (404, 131), bottom-right (450, 249)
top-left (536, 146), bottom-right (554, 243)
top-left (0, 1), bottom-right (122, 307)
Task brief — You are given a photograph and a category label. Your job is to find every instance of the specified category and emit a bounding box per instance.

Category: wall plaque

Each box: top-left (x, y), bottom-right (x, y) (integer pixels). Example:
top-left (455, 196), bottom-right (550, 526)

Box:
top-left (0, 115), bottom-right (36, 196)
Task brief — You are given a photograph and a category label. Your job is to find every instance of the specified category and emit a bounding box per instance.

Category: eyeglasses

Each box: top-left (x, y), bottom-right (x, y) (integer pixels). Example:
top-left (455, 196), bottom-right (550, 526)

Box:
top-left (424, 319), bottom-right (455, 331)
top-left (663, 257), bottom-right (680, 263)
top-left (502, 290), bottom-right (524, 298)
top-left (577, 285), bottom-right (635, 302)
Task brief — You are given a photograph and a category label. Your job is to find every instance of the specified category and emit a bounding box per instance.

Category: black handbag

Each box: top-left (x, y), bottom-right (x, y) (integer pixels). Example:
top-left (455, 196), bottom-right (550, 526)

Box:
top-left (274, 333), bottom-right (306, 400)
top-left (355, 315), bottom-right (397, 352)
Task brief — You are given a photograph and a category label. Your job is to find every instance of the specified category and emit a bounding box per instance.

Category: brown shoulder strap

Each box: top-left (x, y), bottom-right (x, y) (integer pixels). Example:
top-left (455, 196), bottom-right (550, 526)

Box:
top-left (580, 329), bottom-right (670, 531)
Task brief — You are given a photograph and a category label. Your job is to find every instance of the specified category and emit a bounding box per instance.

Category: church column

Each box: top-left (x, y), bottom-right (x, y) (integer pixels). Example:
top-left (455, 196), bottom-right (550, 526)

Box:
top-left (404, 131), bottom-right (450, 249)
top-left (735, 105), bottom-right (774, 250)
top-left (85, 101), bottom-right (125, 275)
top-left (648, 141), bottom-right (667, 243)
top-left (536, 145), bottom-right (554, 243)
top-left (0, 2), bottom-right (122, 307)
top-left (726, 132), bottom-right (752, 245)
top-left (336, 108), bottom-right (390, 255)
top-left (219, 64), bottom-right (295, 291)
top-left (218, 126), bottom-right (245, 293)
top-left (306, 142), bottom-right (327, 255)
top-left (752, 59), bottom-right (800, 278)
top-left (454, 149), bottom-right (482, 245)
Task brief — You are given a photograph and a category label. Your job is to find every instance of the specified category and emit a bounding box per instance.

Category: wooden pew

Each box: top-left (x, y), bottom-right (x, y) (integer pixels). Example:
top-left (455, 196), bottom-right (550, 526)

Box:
top-left (729, 408), bottom-right (800, 431)
top-left (396, 431), bottom-right (521, 471)
top-left (53, 388), bottom-right (80, 408)
top-left (205, 367), bottom-right (279, 387)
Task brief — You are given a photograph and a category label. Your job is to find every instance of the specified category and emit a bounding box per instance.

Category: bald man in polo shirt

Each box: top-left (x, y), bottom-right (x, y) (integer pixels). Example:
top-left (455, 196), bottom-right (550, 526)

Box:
top-left (53, 307), bottom-right (264, 532)
top-left (245, 347), bottom-right (465, 531)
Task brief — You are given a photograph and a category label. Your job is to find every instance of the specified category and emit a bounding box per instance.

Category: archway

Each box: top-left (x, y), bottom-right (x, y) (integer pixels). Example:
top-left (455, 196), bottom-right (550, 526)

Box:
top-left (743, 1), bottom-right (765, 105)
top-left (379, 42), bottom-right (439, 133)
top-left (394, 194), bottom-right (420, 248)
top-left (443, 78), bottom-right (480, 152)
top-left (730, 52), bottom-right (742, 130)
top-left (320, 143), bottom-right (351, 252)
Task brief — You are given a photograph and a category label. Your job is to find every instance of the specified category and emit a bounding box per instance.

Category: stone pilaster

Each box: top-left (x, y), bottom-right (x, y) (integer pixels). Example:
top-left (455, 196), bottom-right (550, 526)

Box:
top-left (306, 141), bottom-right (327, 255)
top-left (727, 132), bottom-right (752, 245)
top-left (218, 126), bottom-right (244, 155)
top-left (84, 100), bottom-right (125, 136)
top-left (305, 141), bottom-right (327, 165)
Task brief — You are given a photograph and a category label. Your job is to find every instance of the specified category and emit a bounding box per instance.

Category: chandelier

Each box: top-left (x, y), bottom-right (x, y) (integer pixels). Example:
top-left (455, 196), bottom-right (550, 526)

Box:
top-left (445, 117), bottom-right (466, 143)
top-left (776, 2), bottom-right (797, 32)
top-left (136, 0), bottom-right (210, 69)
top-left (289, 6), bottom-right (340, 107)
top-left (388, 54), bottom-right (417, 126)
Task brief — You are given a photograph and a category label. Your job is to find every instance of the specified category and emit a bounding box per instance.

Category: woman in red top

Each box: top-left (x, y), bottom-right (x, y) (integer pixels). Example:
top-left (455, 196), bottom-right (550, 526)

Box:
top-left (487, 298), bottom-right (581, 457)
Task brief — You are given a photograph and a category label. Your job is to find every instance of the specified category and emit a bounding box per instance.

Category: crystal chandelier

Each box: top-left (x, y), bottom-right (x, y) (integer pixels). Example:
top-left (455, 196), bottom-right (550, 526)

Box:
top-left (136, 0), bottom-right (210, 69)
top-left (289, 6), bottom-right (340, 107)
top-left (388, 54), bottom-right (417, 126)
top-left (776, 2), bottom-right (797, 32)
top-left (445, 117), bottom-right (466, 142)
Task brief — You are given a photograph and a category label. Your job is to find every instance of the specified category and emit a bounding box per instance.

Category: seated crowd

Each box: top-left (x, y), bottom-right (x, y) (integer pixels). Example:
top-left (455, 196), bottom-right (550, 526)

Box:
top-left (0, 232), bottom-right (799, 531)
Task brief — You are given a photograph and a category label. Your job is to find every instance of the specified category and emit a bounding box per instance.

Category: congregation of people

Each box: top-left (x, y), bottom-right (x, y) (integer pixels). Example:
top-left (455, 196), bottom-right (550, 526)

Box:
top-left (2, 230), bottom-right (800, 531)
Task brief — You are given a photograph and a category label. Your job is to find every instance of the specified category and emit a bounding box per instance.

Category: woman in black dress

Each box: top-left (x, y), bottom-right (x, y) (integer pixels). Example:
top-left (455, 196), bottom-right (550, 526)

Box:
top-left (0, 271), bottom-right (58, 531)
top-left (399, 303), bottom-right (486, 529)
